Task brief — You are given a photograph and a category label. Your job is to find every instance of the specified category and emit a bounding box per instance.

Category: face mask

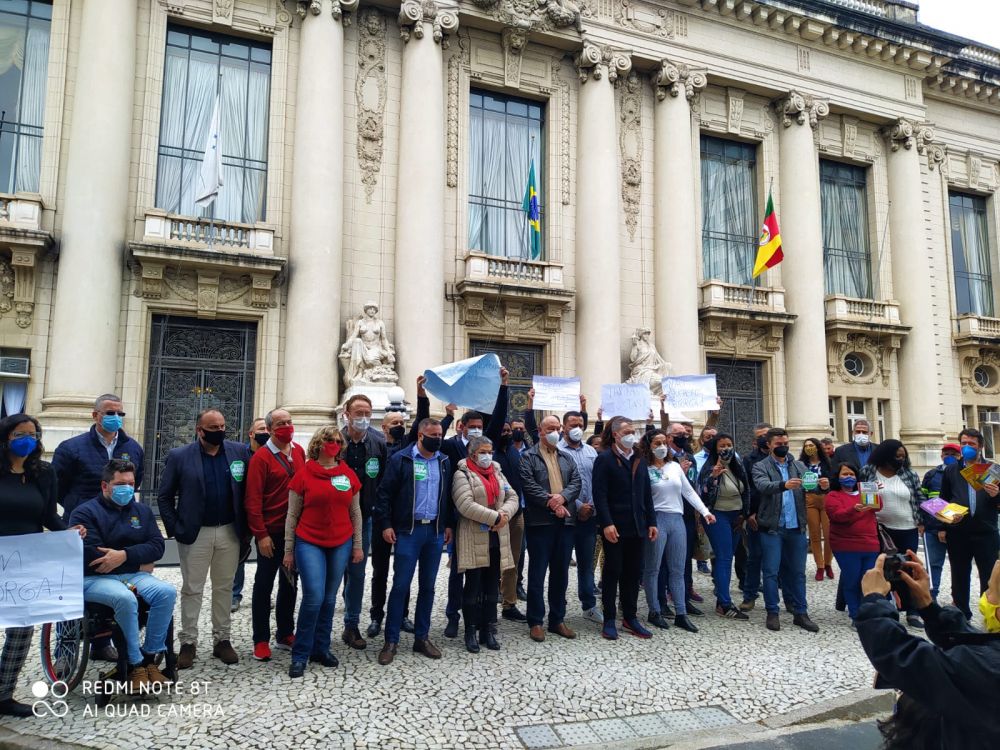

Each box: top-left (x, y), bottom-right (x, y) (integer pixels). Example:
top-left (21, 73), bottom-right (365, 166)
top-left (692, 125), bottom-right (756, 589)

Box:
top-left (804, 445), bottom-right (817, 457)
top-left (961, 445), bottom-right (979, 462)
top-left (475, 454), bottom-right (492, 469)
top-left (253, 432), bottom-right (270, 447)
top-left (719, 448), bottom-right (733, 461)
top-left (653, 446), bottom-right (669, 460)
top-left (620, 433), bottom-right (638, 450)
top-left (323, 441), bottom-right (342, 458)
top-left (351, 417), bottom-right (371, 432)
top-left (511, 429), bottom-right (525, 443)
top-left (839, 476), bottom-right (857, 490)
top-left (672, 436), bottom-right (689, 451)
top-left (773, 445), bottom-right (789, 458)
top-left (8, 435), bottom-right (37, 457)
top-left (756, 436), bottom-right (768, 450)
top-left (890, 457), bottom-right (905, 471)
top-left (466, 428), bottom-right (483, 439)
top-left (499, 433), bottom-right (512, 449)
top-left (389, 425), bottom-right (406, 442)
top-left (854, 433), bottom-right (870, 447)
top-left (110, 484), bottom-right (134, 507)
top-left (544, 431), bottom-right (560, 446)
top-left (942, 455), bottom-right (958, 466)
top-left (568, 427), bottom-right (584, 443)
top-left (421, 436), bottom-right (441, 453)
top-left (272, 425), bottom-right (294, 444)
top-left (201, 429), bottom-right (226, 446)
top-left (101, 414), bottom-right (123, 433)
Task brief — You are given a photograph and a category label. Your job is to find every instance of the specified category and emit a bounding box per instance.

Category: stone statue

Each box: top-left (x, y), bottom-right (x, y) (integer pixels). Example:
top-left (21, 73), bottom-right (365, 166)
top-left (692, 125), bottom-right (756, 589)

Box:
top-left (339, 301), bottom-right (399, 388)
top-left (627, 327), bottom-right (672, 394)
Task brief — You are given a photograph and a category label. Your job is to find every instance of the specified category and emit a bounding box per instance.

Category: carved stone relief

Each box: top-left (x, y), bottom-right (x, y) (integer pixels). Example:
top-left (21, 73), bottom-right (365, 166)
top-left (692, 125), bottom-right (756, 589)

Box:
top-left (553, 58), bottom-right (571, 205)
top-left (827, 332), bottom-right (895, 387)
top-left (133, 264), bottom-right (278, 316)
top-left (727, 89), bottom-right (745, 134)
top-left (471, 0), bottom-right (582, 33)
top-left (961, 348), bottom-right (1000, 395)
top-left (356, 8), bottom-right (387, 202)
top-left (446, 32), bottom-right (470, 189)
top-left (700, 319), bottom-right (784, 355)
top-left (501, 27), bottom-right (529, 88)
top-left (458, 296), bottom-right (564, 337)
top-left (619, 71), bottom-right (642, 241)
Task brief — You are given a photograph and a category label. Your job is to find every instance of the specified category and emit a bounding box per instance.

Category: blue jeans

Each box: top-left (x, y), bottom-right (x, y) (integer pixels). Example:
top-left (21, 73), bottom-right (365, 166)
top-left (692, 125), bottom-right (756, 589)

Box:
top-left (293, 537), bottom-right (352, 663)
top-left (525, 523), bottom-right (574, 628)
top-left (83, 573), bottom-right (176, 666)
top-left (704, 510), bottom-right (741, 608)
top-left (833, 550), bottom-right (880, 619)
top-left (923, 531), bottom-right (947, 600)
top-left (232, 560), bottom-right (245, 604)
top-left (760, 527), bottom-right (808, 615)
top-left (744, 527), bottom-right (793, 606)
top-left (385, 524), bottom-right (444, 644)
top-left (342, 516), bottom-right (372, 627)
top-left (644, 512), bottom-right (687, 616)
top-left (574, 515), bottom-right (598, 612)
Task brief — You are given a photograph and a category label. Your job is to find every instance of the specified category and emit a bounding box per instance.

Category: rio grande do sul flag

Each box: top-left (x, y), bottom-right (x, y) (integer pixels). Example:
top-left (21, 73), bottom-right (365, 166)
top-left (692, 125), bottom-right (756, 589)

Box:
top-left (752, 189), bottom-right (783, 278)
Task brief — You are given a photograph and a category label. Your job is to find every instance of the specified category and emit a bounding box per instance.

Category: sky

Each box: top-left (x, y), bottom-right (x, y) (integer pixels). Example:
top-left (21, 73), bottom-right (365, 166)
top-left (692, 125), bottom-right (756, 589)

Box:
top-left (916, 0), bottom-right (1000, 49)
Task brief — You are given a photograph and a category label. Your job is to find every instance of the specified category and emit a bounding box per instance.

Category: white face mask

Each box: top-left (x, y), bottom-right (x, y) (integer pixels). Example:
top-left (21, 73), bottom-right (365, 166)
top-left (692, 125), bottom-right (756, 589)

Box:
top-left (854, 433), bottom-right (870, 447)
top-left (475, 453), bottom-right (492, 469)
top-left (568, 427), bottom-right (584, 443)
top-left (620, 433), bottom-right (638, 450)
top-left (544, 431), bottom-right (560, 446)
top-left (352, 417), bottom-right (371, 432)
top-left (466, 428), bottom-right (483, 439)
top-left (653, 445), bottom-right (669, 460)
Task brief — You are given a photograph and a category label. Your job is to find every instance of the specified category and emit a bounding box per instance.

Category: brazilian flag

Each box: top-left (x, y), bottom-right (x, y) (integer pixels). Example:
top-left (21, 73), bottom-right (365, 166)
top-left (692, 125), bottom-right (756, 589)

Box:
top-left (522, 159), bottom-right (541, 260)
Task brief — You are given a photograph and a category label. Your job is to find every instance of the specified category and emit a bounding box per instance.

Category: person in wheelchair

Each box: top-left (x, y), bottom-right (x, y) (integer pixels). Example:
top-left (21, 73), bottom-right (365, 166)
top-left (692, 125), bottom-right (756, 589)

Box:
top-left (69, 459), bottom-right (175, 691)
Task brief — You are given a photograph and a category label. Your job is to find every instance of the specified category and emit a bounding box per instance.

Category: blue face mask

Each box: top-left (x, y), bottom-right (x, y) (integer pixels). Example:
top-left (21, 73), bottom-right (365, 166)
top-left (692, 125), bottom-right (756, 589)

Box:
top-left (839, 476), bottom-right (857, 490)
top-left (8, 435), bottom-right (37, 457)
top-left (942, 455), bottom-right (958, 466)
top-left (101, 414), bottom-right (123, 433)
top-left (110, 484), bottom-right (134, 507)
top-left (961, 445), bottom-right (979, 462)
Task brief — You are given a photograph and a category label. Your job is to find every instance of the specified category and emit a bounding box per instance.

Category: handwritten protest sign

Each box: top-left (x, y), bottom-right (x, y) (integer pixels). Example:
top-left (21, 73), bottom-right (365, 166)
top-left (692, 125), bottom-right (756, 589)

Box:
top-left (662, 375), bottom-right (719, 413)
top-left (0, 530), bottom-right (83, 628)
top-left (423, 353), bottom-right (502, 413)
top-left (531, 376), bottom-right (580, 412)
top-left (600, 383), bottom-right (652, 421)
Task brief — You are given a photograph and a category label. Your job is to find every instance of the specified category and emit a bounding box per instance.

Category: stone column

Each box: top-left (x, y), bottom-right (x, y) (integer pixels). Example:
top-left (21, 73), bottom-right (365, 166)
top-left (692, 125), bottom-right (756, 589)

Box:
top-left (883, 118), bottom-right (942, 447)
top-left (775, 91), bottom-right (831, 440)
top-left (574, 40), bottom-right (631, 398)
top-left (392, 0), bottom-right (457, 393)
top-left (281, 0), bottom-right (356, 424)
top-left (42, 0), bottom-right (137, 427)
top-left (652, 60), bottom-right (707, 377)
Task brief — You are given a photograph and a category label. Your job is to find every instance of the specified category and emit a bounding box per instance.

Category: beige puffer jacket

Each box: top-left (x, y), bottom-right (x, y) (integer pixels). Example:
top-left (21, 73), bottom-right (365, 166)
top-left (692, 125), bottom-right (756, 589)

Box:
top-left (452, 458), bottom-right (520, 574)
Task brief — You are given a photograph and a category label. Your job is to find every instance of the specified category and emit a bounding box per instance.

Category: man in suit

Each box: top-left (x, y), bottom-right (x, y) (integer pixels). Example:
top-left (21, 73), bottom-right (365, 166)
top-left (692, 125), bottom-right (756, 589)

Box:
top-left (939, 427), bottom-right (1000, 620)
top-left (832, 418), bottom-right (878, 473)
top-left (157, 408), bottom-right (251, 669)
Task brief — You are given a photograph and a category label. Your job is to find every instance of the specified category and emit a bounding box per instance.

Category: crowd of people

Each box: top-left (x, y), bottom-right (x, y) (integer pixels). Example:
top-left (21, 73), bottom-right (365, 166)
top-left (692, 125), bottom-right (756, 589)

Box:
top-left (1, 383), bottom-right (999, 744)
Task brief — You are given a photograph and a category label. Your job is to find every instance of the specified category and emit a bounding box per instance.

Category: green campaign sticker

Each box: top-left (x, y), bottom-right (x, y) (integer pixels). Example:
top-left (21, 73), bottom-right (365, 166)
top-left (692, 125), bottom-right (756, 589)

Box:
top-left (801, 471), bottom-right (818, 491)
top-left (229, 460), bottom-right (246, 482)
top-left (331, 475), bottom-right (352, 492)
top-left (414, 461), bottom-right (429, 481)
top-left (365, 457), bottom-right (380, 478)
top-left (648, 468), bottom-right (662, 483)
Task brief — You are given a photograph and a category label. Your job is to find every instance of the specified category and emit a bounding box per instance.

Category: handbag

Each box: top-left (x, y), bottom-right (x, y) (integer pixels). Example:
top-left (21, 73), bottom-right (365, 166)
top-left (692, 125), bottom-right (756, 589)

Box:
top-left (877, 523), bottom-right (898, 554)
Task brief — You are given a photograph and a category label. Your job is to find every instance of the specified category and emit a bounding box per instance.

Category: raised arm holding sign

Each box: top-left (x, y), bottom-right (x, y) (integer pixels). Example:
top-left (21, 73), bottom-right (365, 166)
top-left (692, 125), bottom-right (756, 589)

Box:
top-left (531, 376), bottom-right (580, 412)
top-left (600, 383), bottom-right (652, 421)
top-left (422, 353), bottom-right (502, 412)
top-left (661, 375), bottom-right (719, 414)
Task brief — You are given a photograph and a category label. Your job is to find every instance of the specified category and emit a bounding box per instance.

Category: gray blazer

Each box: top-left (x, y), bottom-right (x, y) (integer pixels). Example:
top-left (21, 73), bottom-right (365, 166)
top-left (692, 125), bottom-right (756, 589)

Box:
top-left (751, 456), bottom-right (807, 532)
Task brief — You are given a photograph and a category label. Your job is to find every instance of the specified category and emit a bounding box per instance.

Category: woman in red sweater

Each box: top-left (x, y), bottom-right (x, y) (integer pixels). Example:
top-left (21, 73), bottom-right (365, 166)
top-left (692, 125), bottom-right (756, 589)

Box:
top-left (282, 425), bottom-right (363, 678)
top-left (826, 462), bottom-right (883, 623)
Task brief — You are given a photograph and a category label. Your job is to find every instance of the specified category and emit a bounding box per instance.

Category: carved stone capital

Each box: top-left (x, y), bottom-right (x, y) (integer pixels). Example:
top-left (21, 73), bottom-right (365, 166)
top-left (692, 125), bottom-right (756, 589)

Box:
top-left (652, 59), bottom-right (707, 102)
top-left (575, 39), bottom-right (631, 85)
top-left (881, 117), bottom-right (936, 154)
top-left (774, 90), bottom-right (830, 129)
top-left (399, 0), bottom-right (459, 44)
top-left (289, 0), bottom-right (357, 22)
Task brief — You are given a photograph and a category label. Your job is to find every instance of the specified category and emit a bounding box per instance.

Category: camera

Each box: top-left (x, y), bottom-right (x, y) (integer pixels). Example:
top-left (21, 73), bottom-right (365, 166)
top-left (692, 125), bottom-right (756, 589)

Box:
top-left (883, 553), bottom-right (908, 583)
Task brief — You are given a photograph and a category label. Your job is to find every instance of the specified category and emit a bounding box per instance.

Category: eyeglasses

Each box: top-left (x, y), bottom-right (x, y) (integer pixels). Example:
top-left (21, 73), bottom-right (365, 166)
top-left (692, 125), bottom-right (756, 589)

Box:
top-left (102, 411), bottom-right (126, 417)
top-left (325, 439), bottom-right (345, 446)
top-left (11, 431), bottom-right (37, 440)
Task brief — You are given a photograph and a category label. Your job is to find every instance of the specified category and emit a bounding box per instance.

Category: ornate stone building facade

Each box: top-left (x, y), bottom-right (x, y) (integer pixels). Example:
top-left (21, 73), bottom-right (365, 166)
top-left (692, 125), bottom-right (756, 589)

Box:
top-left (2, 0), bottom-right (999, 488)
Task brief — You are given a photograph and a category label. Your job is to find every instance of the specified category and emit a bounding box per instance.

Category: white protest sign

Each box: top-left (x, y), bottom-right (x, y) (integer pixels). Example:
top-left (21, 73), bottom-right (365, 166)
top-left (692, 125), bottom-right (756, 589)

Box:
top-left (0, 530), bottom-right (84, 628)
top-left (423, 353), bottom-right (502, 413)
top-left (661, 375), bottom-right (719, 413)
top-left (600, 383), bottom-right (652, 421)
top-left (531, 376), bottom-right (580, 412)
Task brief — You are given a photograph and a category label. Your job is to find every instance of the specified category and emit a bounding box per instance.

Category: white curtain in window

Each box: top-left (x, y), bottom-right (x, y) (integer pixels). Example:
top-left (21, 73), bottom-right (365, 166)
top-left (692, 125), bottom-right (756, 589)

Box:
top-left (821, 179), bottom-right (871, 298)
top-left (244, 63), bottom-right (269, 222)
top-left (156, 49), bottom-right (188, 215)
top-left (2, 381), bottom-right (26, 416)
top-left (955, 203), bottom-right (993, 316)
top-left (701, 157), bottom-right (755, 284)
top-left (0, 24), bottom-right (24, 77)
top-left (468, 108), bottom-right (506, 255)
top-left (218, 60), bottom-right (247, 223)
top-left (15, 22), bottom-right (49, 193)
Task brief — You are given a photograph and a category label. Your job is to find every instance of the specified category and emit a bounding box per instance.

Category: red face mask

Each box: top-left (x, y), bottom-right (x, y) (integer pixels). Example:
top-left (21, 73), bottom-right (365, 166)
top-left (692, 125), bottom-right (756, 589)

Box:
top-left (323, 441), bottom-right (341, 458)
top-left (273, 425), bottom-right (294, 444)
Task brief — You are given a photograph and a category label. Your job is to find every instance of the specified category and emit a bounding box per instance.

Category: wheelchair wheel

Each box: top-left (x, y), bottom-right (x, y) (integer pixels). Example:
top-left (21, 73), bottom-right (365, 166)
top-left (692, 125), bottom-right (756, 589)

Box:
top-left (40, 617), bottom-right (90, 691)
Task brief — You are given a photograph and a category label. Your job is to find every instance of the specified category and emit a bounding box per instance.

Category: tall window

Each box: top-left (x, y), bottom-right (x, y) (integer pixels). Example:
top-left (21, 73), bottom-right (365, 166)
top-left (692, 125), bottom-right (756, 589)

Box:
top-left (155, 26), bottom-right (271, 224)
top-left (700, 136), bottom-right (758, 285)
top-left (949, 192), bottom-right (994, 317)
top-left (847, 399), bottom-right (867, 435)
top-left (467, 90), bottom-right (543, 260)
top-left (820, 160), bottom-right (872, 298)
top-left (828, 397), bottom-right (840, 440)
top-left (0, 1), bottom-right (50, 195)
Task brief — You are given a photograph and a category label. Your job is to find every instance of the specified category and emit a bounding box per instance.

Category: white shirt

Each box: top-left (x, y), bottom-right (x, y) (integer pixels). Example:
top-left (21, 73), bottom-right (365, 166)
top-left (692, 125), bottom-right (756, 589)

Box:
top-left (648, 461), bottom-right (710, 517)
top-left (874, 472), bottom-right (915, 530)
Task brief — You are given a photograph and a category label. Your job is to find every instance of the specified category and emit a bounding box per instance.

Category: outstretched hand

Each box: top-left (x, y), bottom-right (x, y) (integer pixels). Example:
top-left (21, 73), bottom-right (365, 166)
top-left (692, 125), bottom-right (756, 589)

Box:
top-left (861, 553), bottom-right (891, 597)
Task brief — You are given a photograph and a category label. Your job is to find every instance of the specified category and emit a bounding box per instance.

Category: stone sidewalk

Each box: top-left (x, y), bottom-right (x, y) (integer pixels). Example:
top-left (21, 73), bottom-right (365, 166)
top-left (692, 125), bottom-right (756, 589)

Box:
top-left (0, 554), bottom-right (973, 750)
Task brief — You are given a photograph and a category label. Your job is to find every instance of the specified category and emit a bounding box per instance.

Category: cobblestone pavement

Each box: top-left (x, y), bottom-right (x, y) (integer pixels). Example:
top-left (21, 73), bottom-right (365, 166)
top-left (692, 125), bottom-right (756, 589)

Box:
top-left (0, 552), bottom-right (977, 750)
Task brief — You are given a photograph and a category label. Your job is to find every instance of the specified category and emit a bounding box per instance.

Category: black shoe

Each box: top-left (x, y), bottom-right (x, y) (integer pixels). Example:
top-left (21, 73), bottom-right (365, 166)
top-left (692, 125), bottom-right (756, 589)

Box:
top-left (502, 606), bottom-right (527, 622)
top-left (766, 612), bottom-right (780, 631)
top-left (92, 644), bottom-right (119, 662)
top-left (905, 614), bottom-right (925, 630)
top-left (288, 661), bottom-right (306, 678)
top-left (479, 629), bottom-right (501, 651)
top-left (366, 619), bottom-right (382, 638)
top-left (517, 584), bottom-right (527, 601)
top-left (309, 651), bottom-right (340, 668)
top-left (464, 626), bottom-right (480, 653)
top-left (401, 617), bottom-right (416, 634)
top-left (793, 614), bottom-right (820, 633)
top-left (648, 612), bottom-right (670, 629)
top-left (659, 601), bottom-right (675, 618)
top-left (674, 615), bottom-right (699, 633)
top-left (0, 698), bottom-right (32, 717)
top-left (444, 615), bottom-right (460, 638)
top-left (686, 602), bottom-right (704, 617)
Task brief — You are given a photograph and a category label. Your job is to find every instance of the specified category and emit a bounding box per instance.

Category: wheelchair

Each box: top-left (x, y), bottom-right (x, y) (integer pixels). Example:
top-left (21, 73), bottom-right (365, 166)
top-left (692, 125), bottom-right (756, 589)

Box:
top-left (39, 590), bottom-right (177, 707)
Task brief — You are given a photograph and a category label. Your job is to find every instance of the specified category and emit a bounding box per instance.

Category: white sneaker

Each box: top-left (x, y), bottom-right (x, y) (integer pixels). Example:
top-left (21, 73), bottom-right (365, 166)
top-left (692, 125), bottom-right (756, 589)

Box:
top-left (582, 607), bottom-right (603, 624)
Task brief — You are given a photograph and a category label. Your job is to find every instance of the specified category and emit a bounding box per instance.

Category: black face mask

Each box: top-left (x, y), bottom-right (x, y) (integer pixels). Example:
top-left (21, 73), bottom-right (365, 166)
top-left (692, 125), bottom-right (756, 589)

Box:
top-left (253, 432), bottom-right (269, 447)
top-left (421, 436), bottom-right (442, 453)
top-left (773, 445), bottom-right (789, 458)
top-left (202, 429), bottom-right (226, 446)
top-left (672, 436), bottom-right (689, 451)
top-left (388, 425), bottom-right (406, 442)
top-left (499, 433), bottom-right (512, 449)
top-left (890, 457), bottom-right (905, 471)
top-left (757, 436), bottom-right (769, 450)
top-left (719, 448), bottom-right (733, 461)
top-left (511, 429), bottom-right (525, 443)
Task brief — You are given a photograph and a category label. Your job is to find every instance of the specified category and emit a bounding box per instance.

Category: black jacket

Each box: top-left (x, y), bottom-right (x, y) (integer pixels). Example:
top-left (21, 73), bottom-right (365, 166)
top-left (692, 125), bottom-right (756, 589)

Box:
top-left (742, 447), bottom-right (770, 516)
top-left (697, 458), bottom-right (750, 516)
top-left (592, 449), bottom-right (655, 536)
top-left (518, 444), bottom-right (582, 527)
top-left (341, 426), bottom-right (388, 519)
top-left (939, 460), bottom-right (1000, 535)
top-left (441, 385), bottom-right (508, 467)
top-left (51, 426), bottom-right (145, 519)
top-left (70, 494), bottom-right (165, 576)
top-left (832, 441), bottom-right (879, 474)
top-left (373, 447), bottom-right (455, 534)
top-left (856, 594), bottom-right (1000, 748)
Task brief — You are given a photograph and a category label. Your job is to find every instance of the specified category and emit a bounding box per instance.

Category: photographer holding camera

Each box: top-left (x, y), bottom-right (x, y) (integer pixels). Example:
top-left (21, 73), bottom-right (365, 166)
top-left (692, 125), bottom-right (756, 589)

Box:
top-left (855, 552), bottom-right (1000, 748)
